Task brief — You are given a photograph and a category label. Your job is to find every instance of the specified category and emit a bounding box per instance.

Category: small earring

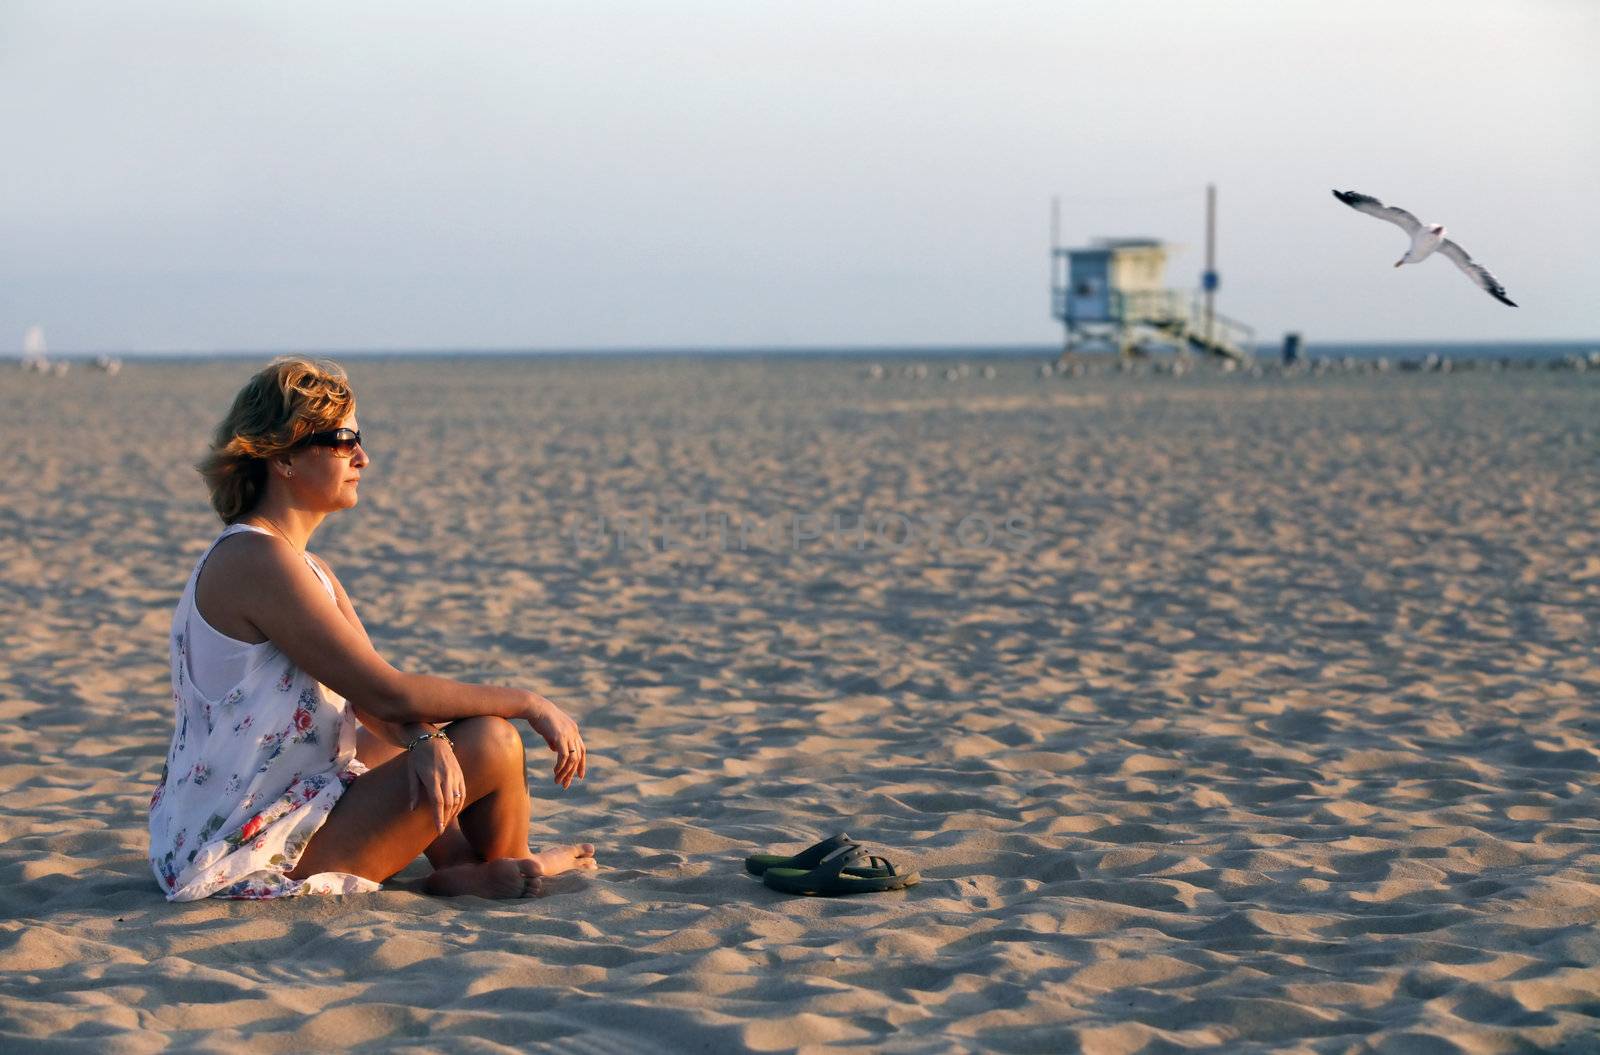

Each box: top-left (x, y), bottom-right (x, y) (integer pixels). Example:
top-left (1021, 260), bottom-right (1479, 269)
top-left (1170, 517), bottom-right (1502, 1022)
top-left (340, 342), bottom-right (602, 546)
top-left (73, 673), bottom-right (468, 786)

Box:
top-left (286, 468), bottom-right (294, 478)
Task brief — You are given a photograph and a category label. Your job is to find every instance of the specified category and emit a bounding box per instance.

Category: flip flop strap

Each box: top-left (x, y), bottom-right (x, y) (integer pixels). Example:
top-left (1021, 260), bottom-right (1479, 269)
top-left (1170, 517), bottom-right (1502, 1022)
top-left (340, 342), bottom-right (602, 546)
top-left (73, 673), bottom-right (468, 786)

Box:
top-left (865, 854), bottom-right (898, 876)
top-left (813, 843), bottom-right (871, 880)
top-left (792, 833), bottom-right (857, 871)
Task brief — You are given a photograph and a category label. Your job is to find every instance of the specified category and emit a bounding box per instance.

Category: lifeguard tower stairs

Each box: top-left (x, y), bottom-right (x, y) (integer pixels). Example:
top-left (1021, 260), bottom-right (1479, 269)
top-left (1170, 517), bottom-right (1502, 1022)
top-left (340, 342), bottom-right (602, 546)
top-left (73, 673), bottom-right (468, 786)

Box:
top-left (1050, 238), bottom-right (1254, 361)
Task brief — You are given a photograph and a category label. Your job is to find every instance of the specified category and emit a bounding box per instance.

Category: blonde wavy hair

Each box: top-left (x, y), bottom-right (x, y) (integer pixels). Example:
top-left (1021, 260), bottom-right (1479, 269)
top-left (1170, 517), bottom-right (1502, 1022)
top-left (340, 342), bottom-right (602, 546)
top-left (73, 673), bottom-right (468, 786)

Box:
top-left (197, 357), bottom-right (357, 524)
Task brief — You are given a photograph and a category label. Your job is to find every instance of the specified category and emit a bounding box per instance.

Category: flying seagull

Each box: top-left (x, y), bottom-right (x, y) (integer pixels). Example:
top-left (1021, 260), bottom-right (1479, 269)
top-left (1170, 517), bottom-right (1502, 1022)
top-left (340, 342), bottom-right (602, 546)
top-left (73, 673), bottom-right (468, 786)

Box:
top-left (1332, 189), bottom-right (1516, 307)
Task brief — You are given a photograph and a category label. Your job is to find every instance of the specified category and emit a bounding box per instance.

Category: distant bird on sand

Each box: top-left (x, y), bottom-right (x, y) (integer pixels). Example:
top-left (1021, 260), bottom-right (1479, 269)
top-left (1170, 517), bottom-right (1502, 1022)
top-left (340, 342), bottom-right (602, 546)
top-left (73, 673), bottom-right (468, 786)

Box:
top-left (1331, 189), bottom-right (1516, 306)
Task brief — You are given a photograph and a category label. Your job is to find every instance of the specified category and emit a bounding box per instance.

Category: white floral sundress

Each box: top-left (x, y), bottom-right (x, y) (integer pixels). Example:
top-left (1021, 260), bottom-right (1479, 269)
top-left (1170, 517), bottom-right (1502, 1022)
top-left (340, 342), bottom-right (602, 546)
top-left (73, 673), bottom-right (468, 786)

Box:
top-left (148, 523), bottom-right (381, 901)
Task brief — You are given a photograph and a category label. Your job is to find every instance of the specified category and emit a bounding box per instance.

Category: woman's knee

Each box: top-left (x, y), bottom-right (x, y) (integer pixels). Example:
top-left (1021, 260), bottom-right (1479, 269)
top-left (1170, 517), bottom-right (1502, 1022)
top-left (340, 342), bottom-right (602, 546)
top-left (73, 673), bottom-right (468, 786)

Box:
top-left (448, 716), bottom-right (525, 773)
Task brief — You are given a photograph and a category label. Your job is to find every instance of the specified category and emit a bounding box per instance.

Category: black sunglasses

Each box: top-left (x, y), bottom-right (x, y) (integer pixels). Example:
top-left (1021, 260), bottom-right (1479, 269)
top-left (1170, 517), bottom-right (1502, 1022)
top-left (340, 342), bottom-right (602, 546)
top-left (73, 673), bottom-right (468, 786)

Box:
top-left (300, 428), bottom-right (364, 457)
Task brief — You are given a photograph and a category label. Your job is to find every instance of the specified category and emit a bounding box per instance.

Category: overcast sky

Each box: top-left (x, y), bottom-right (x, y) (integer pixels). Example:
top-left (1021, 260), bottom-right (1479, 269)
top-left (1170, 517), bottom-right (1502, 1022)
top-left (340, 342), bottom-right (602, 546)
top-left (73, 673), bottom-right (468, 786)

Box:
top-left (1, 0), bottom-right (1594, 354)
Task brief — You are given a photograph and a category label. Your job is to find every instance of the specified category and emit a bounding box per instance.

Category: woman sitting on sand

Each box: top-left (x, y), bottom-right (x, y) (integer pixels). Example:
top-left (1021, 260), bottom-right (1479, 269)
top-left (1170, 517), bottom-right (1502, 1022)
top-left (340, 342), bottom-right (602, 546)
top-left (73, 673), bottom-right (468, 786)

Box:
top-left (148, 356), bottom-right (595, 901)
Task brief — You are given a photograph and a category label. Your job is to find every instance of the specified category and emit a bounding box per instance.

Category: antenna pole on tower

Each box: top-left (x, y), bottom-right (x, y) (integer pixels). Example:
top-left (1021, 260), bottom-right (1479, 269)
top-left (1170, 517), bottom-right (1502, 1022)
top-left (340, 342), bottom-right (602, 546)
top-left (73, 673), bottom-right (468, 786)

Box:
top-left (1051, 196), bottom-right (1069, 355)
top-left (1202, 184), bottom-right (1217, 353)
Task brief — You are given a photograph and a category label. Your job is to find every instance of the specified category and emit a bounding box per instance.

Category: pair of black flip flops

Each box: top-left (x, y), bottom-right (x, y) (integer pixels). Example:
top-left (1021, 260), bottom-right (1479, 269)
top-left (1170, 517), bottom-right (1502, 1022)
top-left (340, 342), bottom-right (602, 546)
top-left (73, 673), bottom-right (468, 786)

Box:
top-left (745, 832), bottom-right (919, 896)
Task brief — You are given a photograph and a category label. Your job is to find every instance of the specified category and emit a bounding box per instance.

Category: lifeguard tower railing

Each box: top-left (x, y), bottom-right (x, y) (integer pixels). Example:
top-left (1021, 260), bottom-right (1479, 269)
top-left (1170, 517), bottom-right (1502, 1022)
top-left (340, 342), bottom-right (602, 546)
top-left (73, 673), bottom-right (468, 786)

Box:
top-left (1049, 285), bottom-right (1255, 360)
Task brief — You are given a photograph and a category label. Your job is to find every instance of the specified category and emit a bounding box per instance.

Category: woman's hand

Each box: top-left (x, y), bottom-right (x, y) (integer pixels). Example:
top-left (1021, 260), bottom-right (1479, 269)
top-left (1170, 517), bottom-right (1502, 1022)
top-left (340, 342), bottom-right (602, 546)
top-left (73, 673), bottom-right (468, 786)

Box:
top-left (406, 733), bottom-right (466, 831)
top-left (523, 694), bottom-right (587, 790)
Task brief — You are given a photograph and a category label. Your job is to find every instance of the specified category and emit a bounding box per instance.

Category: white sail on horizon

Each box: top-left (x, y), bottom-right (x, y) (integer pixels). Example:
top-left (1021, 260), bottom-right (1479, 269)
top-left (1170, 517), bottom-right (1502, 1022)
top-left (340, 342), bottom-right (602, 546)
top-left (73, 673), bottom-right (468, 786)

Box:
top-left (23, 325), bottom-right (47, 359)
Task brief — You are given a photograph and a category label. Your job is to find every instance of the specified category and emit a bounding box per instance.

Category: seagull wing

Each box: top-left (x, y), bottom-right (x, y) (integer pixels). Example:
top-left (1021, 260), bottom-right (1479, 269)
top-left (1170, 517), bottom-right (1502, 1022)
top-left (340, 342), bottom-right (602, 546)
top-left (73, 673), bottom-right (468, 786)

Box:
top-left (1437, 239), bottom-right (1517, 306)
top-left (1331, 189), bottom-right (1423, 235)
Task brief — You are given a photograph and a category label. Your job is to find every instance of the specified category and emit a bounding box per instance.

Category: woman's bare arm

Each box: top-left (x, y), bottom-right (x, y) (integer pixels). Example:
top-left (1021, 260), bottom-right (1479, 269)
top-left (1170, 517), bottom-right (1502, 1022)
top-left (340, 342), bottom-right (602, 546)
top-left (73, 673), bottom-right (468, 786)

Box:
top-left (235, 535), bottom-right (540, 726)
top-left (308, 553), bottom-right (438, 747)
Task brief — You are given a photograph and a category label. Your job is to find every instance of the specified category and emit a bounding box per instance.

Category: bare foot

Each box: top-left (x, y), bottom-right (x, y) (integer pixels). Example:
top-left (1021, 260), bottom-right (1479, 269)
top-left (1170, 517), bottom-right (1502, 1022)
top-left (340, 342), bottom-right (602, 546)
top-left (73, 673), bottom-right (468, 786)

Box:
top-left (529, 843), bottom-right (598, 878)
top-left (423, 857), bottom-right (545, 899)
top-left (422, 845), bottom-right (597, 899)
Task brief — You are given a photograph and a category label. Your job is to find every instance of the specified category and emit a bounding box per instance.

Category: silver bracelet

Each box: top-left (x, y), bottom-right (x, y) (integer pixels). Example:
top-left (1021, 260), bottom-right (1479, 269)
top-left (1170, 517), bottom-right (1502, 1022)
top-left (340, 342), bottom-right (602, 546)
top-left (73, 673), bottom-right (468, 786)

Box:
top-left (403, 730), bottom-right (454, 751)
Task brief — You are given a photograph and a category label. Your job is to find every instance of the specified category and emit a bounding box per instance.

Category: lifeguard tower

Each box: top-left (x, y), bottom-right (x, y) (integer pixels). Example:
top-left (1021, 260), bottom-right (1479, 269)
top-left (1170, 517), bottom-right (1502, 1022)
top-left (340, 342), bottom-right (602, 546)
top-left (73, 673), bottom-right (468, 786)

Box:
top-left (1049, 188), bottom-right (1254, 361)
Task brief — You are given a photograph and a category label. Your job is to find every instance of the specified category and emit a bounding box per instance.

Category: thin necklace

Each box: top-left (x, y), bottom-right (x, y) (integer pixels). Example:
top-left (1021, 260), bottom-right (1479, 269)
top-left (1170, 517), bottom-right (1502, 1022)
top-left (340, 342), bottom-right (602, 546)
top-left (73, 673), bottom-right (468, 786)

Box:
top-left (255, 515), bottom-right (303, 555)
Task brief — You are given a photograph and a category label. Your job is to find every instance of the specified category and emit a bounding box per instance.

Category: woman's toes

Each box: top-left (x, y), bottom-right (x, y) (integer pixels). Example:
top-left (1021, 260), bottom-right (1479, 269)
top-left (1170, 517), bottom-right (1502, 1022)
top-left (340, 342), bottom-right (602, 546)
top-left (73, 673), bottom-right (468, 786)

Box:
top-left (526, 843), bottom-right (599, 877)
top-left (478, 858), bottom-right (530, 899)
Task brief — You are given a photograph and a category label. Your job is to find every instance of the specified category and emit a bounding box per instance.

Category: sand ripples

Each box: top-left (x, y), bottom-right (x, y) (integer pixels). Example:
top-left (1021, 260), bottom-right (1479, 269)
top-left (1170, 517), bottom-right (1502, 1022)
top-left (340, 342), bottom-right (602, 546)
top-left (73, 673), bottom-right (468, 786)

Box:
top-left (2, 359), bottom-right (1598, 1051)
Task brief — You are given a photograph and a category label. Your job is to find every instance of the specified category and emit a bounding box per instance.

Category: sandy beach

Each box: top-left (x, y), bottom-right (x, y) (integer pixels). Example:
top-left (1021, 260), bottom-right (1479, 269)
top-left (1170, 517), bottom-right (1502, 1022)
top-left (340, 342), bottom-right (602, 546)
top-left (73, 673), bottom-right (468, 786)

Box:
top-left (2, 354), bottom-right (1598, 1052)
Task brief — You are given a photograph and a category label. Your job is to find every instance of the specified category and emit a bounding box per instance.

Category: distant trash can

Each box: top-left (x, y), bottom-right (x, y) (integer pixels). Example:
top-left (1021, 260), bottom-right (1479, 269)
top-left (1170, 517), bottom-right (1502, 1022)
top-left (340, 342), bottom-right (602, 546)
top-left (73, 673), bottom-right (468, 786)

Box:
top-left (1282, 332), bottom-right (1301, 365)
